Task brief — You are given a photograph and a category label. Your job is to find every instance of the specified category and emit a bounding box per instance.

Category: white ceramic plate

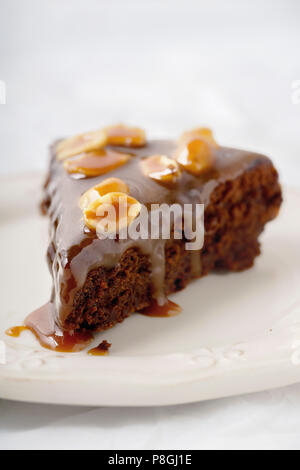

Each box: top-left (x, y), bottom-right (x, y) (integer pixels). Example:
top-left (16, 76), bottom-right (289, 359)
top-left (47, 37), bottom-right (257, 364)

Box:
top-left (0, 174), bottom-right (300, 406)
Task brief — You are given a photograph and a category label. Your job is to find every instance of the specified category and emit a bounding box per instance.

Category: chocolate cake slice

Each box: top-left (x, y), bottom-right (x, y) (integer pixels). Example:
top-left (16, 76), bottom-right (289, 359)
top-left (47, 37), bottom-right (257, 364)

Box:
top-left (42, 125), bottom-right (282, 334)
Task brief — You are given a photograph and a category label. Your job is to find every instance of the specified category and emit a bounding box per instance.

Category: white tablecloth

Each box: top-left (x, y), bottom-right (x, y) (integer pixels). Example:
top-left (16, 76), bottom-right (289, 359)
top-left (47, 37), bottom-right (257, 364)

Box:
top-left (1, 384), bottom-right (300, 450)
top-left (0, 0), bottom-right (300, 450)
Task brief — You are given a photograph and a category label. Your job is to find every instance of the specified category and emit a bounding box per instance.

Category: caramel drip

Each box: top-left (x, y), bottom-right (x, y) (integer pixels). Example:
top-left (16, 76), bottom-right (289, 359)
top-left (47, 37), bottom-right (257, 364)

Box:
top-left (6, 324), bottom-right (92, 353)
top-left (6, 326), bottom-right (28, 337)
top-left (140, 299), bottom-right (182, 317)
top-left (27, 325), bottom-right (93, 353)
top-left (23, 303), bottom-right (93, 352)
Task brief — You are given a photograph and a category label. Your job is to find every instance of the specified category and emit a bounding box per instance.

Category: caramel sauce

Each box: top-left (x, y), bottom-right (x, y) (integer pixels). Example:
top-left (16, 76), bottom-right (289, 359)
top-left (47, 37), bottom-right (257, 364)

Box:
top-left (140, 299), bottom-right (182, 317)
top-left (140, 154), bottom-right (181, 188)
top-left (88, 340), bottom-right (111, 356)
top-left (6, 323), bottom-right (93, 353)
top-left (28, 326), bottom-right (93, 353)
top-left (6, 326), bottom-right (28, 337)
top-left (64, 149), bottom-right (132, 178)
top-left (6, 303), bottom-right (94, 353)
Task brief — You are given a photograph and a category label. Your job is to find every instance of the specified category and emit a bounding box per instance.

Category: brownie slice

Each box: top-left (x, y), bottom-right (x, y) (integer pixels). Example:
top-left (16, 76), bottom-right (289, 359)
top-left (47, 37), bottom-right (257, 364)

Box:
top-left (43, 139), bottom-right (282, 332)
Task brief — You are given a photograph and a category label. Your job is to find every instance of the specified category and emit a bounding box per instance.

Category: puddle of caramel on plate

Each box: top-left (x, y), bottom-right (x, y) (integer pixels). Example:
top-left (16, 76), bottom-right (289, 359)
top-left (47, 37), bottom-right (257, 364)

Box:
top-left (6, 323), bottom-right (93, 353)
top-left (28, 326), bottom-right (94, 353)
top-left (140, 299), bottom-right (182, 317)
top-left (6, 303), bottom-right (94, 353)
top-left (5, 326), bottom-right (28, 338)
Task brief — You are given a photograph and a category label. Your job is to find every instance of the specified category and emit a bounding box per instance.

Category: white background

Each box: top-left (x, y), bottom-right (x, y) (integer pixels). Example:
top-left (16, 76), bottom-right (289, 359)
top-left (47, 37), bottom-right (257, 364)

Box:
top-left (0, 0), bottom-right (300, 450)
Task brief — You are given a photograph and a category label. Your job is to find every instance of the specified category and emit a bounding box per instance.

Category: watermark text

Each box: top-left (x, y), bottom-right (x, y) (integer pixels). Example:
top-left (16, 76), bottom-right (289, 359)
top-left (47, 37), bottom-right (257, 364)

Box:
top-left (94, 200), bottom-right (205, 251)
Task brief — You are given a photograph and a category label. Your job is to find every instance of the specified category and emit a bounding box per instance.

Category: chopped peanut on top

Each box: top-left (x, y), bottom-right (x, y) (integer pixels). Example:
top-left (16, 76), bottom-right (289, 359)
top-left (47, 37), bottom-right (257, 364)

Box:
top-left (56, 129), bottom-right (107, 161)
top-left (174, 127), bottom-right (218, 176)
top-left (63, 149), bottom-right (131, 177)
top-left (83, 192), bottom-right (141, 234)
top-left (179, 127), bottom-right (218, 147)
top-left (140, 154), bottom-right (181, 187)
top-left (104, 124), bottom-right (146, 148)
top-left (174, 138), bottom-right (216, 176)
top-left (79, 178), bottom-right (129, 210)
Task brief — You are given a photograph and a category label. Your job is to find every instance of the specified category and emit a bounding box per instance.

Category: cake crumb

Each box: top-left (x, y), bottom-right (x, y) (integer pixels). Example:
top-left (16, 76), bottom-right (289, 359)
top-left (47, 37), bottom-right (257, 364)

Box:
top-left (88, 340), bottom-right (112, 356)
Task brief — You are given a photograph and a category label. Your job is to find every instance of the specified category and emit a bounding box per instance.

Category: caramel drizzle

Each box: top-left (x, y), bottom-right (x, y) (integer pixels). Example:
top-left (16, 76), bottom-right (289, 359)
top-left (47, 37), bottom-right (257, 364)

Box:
top-left (6, 324), bottom-right (93, 353)
top-left (140, 299), bottom-right (182, 317)
top-left (6, 303), bottom-right (93, 353)
top-left (6, 326), bottom-right (28, 338)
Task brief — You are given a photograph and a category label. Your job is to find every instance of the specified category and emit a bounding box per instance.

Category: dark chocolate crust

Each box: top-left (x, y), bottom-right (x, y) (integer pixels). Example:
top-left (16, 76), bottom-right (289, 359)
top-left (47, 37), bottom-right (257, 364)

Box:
top-left (44, 139), bottom-right (282, 332)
